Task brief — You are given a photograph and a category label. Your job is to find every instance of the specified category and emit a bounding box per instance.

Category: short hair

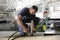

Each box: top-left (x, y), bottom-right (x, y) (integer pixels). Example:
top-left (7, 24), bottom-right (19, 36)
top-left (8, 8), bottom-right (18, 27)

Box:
top-left (31, 5), bottom-right (38, 12)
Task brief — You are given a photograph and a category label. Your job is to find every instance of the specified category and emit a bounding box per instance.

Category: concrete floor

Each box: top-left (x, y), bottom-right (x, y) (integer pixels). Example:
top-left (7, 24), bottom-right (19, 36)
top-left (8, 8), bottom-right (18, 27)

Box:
top-left (0, 35), bottom-right (60, 40)
top-left (0, 31), bottom-right (60, 40)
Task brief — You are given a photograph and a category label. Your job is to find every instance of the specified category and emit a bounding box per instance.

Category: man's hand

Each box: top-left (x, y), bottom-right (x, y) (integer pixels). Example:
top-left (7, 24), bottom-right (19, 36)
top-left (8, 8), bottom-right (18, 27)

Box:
top-left (23, 27), bottom-right (28, 33)
top-left (17, 15), bottom-right (28, 33)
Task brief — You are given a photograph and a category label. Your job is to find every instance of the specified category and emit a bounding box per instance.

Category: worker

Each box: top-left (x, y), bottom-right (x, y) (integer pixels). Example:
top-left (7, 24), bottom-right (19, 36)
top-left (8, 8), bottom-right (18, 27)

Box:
top-left (17, 5), bottom-right (40, 36)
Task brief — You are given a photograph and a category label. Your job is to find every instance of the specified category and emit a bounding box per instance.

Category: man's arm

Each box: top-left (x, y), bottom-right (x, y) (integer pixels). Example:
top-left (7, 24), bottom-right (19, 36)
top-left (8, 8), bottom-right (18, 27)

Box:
top-left (31, 20), bottom-right (34, 27)
top-left (17, 15), bottom-right (27, 33)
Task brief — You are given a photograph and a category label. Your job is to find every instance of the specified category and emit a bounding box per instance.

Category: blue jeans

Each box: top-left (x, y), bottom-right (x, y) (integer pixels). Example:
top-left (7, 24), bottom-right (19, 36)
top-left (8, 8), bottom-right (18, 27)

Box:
top-left (17, 24), bottom-right (25, 35)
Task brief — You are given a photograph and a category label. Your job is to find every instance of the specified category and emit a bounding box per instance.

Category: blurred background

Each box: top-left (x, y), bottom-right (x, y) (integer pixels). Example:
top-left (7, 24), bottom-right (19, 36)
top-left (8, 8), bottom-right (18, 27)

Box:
top-left (0, 0), bottom-right (60, 40)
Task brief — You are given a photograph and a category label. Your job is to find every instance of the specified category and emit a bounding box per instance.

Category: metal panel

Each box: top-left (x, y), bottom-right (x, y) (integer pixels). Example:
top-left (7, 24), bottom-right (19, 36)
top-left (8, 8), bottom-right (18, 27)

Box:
top-left (0, 0), bottom-right (18, 11)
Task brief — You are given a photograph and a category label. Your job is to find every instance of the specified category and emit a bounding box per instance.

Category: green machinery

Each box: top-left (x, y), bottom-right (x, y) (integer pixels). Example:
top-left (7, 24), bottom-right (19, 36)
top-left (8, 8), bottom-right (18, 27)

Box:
top-left (35, 17), bottom-right (50, 31)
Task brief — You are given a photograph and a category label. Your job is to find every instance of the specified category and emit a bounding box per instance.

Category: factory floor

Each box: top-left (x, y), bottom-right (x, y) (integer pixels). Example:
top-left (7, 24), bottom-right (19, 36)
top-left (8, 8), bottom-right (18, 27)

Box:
top-left (0, 35), bottom-right (60, 40)
top-left (0, 31), bottom-right (60, 40)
